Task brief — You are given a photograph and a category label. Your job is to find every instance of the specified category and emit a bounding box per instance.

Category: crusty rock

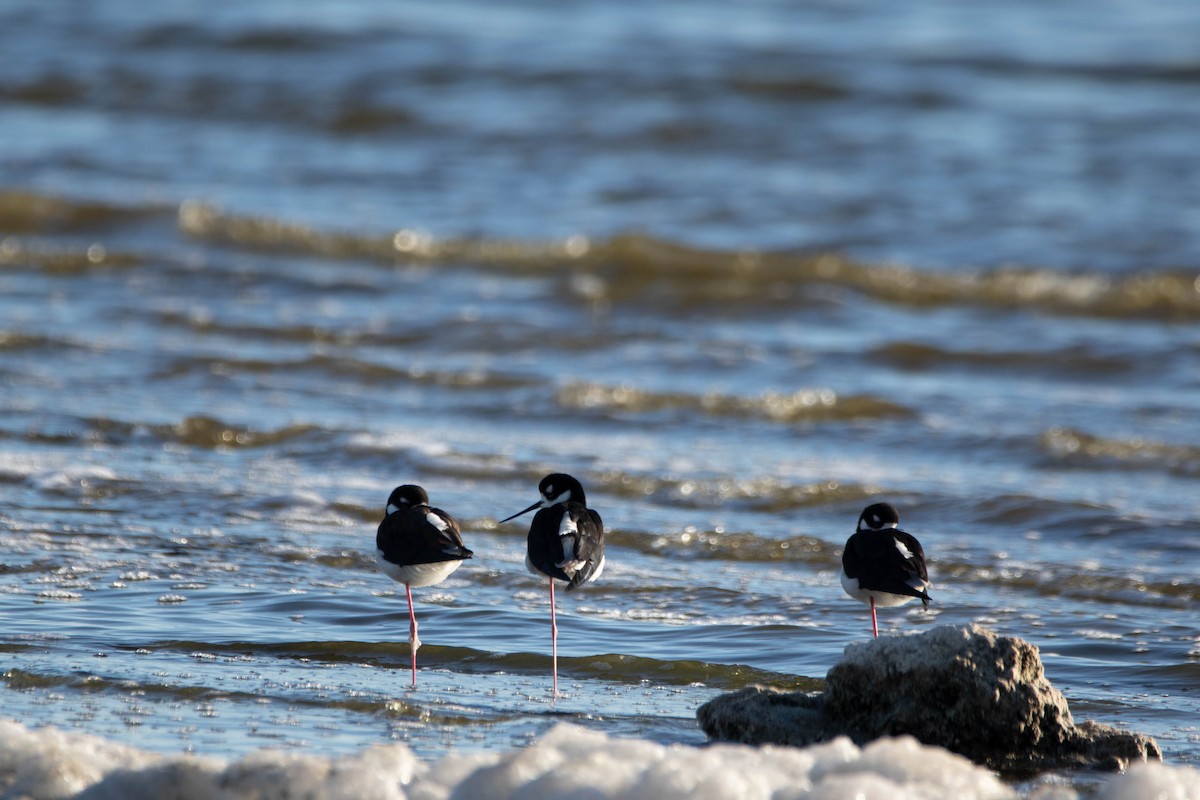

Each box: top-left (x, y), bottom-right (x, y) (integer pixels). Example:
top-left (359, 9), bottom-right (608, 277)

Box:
top-left (697, 624), bottom-right (1161, 773)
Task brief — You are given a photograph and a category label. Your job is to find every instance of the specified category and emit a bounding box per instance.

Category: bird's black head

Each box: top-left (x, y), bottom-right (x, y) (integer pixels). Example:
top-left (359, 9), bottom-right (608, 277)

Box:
top-left (386, 484), bottom-right (430, 515)
top-left (857, 502), bottom-right (900, 532)
top-left (538, 473), bottom-right (585, 507)
top-left (499, 472), bottom-right (587, 523)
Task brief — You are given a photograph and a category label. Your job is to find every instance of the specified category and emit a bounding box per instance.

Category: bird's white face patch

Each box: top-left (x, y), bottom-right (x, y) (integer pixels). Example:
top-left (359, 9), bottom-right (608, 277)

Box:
top-left (426, 511), bottom-right (449, 532)
top-left (859, 517), bottom-right (899, 532)
top-left (893, 537), bottom-right (914, 559)
top-left (387, 503), bottom-right (400, 516)
top-left (542, 488), bottom-right (572, 507)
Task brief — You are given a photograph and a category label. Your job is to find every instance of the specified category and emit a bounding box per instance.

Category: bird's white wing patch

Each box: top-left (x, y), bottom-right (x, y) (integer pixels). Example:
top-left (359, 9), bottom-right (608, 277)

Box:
top-left (426, 511), bottom-right (449, 532)
top-left (893, 537), bottom-right (915, 560)
top-left (556, 514), bottom-right (582, 574)
top-left (587, 554), bottom-right (606, 583)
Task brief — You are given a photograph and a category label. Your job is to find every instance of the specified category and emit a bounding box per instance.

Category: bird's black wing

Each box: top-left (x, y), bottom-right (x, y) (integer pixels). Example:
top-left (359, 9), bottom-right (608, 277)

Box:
top-left (376, 506), bottom-right (472, 566)
top-left (844, 528), bottom-right (930, 604)
top-left (893, 529), bottom-right (928, 582)
top-left (527, 507), bottom-right (571, 581)
top-left (428, 505), bottom-right (473, 558)
top-left (565, 506), bottom-right (605, 591)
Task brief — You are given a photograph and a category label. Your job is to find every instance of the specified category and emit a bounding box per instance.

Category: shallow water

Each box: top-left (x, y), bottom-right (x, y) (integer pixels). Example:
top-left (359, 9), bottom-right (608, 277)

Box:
top-left (2, 0), bottom-right (1199, 794)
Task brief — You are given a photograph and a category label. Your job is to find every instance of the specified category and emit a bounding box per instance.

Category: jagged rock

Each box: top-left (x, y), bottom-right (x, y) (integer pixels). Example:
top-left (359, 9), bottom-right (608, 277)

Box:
top-left (697, 624), bottom-right (1161, 774)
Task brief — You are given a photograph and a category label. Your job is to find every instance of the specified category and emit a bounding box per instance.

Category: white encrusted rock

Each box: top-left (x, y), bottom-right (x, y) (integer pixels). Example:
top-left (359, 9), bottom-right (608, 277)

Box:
top-left (697, 624), bottom-right (1161, 773)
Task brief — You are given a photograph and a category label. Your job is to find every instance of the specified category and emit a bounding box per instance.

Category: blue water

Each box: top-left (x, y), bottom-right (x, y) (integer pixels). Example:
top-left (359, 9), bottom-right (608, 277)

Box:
top-left (1, 0), bottom-right (1199, 792)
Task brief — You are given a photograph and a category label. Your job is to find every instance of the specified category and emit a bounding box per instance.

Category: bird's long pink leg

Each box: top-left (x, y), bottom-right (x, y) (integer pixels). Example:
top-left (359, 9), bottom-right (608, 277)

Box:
top-left (550, 577), bottom-right (559, 698)
top-left (406, 584), bottom-right (421, 686)
top-left (870, 596), bottom-right (878, 638)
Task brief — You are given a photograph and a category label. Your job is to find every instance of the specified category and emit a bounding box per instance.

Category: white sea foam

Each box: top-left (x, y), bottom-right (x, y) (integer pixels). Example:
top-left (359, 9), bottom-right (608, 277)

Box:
top-left (27, 465), bottom-right (120, 495)
top-left (1093, 762), bottom-right (1200, 800)
top-left (1, 719), bottom-right (1195, 800)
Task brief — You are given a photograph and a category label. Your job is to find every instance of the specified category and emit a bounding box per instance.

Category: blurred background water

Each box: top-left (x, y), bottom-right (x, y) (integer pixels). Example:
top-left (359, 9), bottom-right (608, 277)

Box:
top-left (1, 0), bottom-right (1198, 790)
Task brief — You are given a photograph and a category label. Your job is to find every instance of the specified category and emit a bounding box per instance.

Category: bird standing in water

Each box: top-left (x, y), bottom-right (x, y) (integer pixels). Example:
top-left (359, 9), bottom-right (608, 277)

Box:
top-left (376, 484), bottom-right (473, 686)
top-left (501, 473), bottom-right (605, 697)
top-left (840, 502), bottom-right (930, 637)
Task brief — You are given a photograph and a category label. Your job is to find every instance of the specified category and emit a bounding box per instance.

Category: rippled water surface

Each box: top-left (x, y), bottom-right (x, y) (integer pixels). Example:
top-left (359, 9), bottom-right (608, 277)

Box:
top-left (2, 0), bottom-right (1199, 792)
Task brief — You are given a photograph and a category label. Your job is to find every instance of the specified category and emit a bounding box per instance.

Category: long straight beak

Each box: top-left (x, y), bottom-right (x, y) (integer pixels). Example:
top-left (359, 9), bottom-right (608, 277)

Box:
top-left (500, 500), bottom-right (541, 524)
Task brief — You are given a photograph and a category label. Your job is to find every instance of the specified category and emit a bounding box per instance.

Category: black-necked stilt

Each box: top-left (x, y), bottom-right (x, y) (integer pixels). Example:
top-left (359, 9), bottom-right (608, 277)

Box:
top-left (500, 473), bottom-right (605, 696)
top-left (376, 485), bottom-right (473, 686)
top-left (840, 502), bottom-right (930, 637)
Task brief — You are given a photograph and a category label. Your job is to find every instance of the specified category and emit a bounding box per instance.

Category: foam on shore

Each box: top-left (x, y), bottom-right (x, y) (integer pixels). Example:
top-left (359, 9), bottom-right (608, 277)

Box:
top-left (2, 719), bottom-right (1198, 799)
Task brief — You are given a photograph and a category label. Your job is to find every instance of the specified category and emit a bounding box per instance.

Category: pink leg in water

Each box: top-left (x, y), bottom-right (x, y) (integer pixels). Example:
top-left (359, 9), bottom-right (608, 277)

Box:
top-left (870, 596), bottom-right (878, 638)
top-left (406, 584), bottom-right (421, 686)
top-left (549, 578), bottom-right (559, 697)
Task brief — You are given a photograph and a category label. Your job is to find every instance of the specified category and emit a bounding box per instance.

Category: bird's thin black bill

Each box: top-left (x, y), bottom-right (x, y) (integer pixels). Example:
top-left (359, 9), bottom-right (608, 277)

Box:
top-left (500, 501), bottom-right (541, 524)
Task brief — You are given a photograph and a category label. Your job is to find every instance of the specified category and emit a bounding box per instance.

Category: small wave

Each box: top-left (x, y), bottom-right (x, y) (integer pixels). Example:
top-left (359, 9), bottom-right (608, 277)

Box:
top-left (178, 201), bottom-right (587, 267)
top-left (635, 529), bottom-right (837, 566)
top-left (328, 105), bottom-right (421, 135)
top-left (555, 381), bottom-right (911, 424)
top-left (153, 310), bottom-right (406, 345)
top-left (176, 204), bottom-right (1200, 320)
top-left (156, 353), bottom-right (536, 391)
top-left (39, 189), bottom-right (1172, 328)
top-left (0, 190), bottom-right (166, 233)
top-left (129, 21), bottom-right (394, 53)
top-left (2, 666), bottom-right (383, 713)
top-left (574, 234), bottom-right (1200, 320)
top-left (167, 415), bottom-right (322, 450)
top-left (0, 73), bottom-right (85, 107)
top-left (34, 589), bottom-right (84, 602)
top-left (28, 465), bottom-right (121, 496)
top-left (2, 62), bottom-right (424, 137)
top-left (964, 493), bottom-right (1130, 536)
top-left (0, 237), bottom-right (140, 273)
top-left (870, 341), bottom-right (1139, 377)
top-left (910, 54), bottom-right (1200, 87)
top-left (0, 331), bottom-right (77, 352)
top-left (48, 414), bottom-right (326, 451)
top-left (131, 639), bottom-right (819, 691)
top-left (939, 559), bottom-right (1197, 609)
top-left (591, 471), bottom-right (883, 512)
top-left (2, 668), bottom-right (69, 690)
top-left (726, 73), bottom-right (850, 101)
top-left (1040, 427), bottom-right (1200, 477)
top-left (489, 513), bottom-right (841, 567)
top-left (221, 27), bottom-right (383, 53)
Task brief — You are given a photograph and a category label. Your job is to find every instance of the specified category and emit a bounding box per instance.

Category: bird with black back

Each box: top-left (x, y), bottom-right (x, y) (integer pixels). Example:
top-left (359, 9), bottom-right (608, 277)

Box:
top-left (501, 473), bottom-right (606, 697)
top-left (376, 485), bottom-right (473, 686)
top-left (840, 502), bottom-right (931, 637)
